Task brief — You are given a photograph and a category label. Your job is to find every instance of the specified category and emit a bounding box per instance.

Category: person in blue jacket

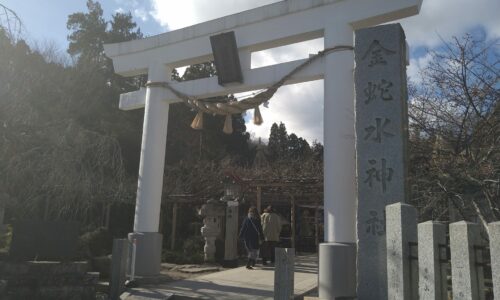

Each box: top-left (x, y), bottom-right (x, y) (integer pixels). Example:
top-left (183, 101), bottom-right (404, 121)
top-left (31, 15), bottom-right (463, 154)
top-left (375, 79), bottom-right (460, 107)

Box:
top-left (239, 206), bottom-right (264, 269)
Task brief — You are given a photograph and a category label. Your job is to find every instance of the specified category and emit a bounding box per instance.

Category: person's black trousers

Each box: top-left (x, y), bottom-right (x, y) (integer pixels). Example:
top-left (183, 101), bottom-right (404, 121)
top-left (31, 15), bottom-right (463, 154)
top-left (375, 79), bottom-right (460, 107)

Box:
top-left (262, 241), bottom-right (279, 263)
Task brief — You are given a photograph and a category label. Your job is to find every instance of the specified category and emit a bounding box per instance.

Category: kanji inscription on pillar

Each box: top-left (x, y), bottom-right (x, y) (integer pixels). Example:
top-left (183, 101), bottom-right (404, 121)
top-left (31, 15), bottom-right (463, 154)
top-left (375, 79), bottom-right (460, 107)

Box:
top-left (364, 118), bottom-right (395, 143)
top-left (364, 80), bottom-right (394, 103)
top-left (364, 158), bottom-right (394, 192)
top-left (365, 210), bottom-right (386, 236)
top-left (355, 24), bottom-right (409, 300)
top-left (362, 40), bottom-right (396, 67)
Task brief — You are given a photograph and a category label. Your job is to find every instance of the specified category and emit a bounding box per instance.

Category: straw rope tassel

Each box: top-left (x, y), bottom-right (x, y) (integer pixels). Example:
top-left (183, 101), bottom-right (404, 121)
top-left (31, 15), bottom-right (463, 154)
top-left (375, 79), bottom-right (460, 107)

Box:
top-left (191, 111), bottom-right (204, 130)
top-left (253, 105), bottom-right (263, 125)
top-left (223, 114), bottom-right (233, 134)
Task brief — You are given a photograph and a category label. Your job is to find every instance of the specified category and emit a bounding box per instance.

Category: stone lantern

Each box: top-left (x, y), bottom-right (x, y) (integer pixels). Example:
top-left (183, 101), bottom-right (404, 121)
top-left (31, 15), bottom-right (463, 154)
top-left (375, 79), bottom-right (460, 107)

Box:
top-left (199, 199), bottom-right (225, 262)
top-left (223, 176), bottom-right (241, 199)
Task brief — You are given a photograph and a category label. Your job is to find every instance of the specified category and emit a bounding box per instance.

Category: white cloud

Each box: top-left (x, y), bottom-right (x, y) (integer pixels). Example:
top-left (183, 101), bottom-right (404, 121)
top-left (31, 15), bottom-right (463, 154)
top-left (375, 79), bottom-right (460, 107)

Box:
top-left (252, 38), bottom-right (324, 68)
top-left (400, 0), bottom-right (500, 48)
top-left (146, 0), bottom-right (500, 143)
top-left (407, 52), bottom-right (433, 84)
top-left (245, 38), bottom-right (325, 143)
top-left (134, 8), bottom-right (149, 22)
top-left (113, 0), bottom-right (149, 22)
top-left (246, 80), bottom-right (324, 144)
top-left (149, 0), bottom-right (280, 30)
top-left (114, 0), bottom-right (139, 6)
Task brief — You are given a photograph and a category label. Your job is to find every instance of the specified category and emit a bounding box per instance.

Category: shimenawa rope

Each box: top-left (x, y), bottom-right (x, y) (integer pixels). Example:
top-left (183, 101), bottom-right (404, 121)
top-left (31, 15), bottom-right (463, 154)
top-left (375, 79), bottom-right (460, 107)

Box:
top-left (145, 45), bottom-right (354, 134)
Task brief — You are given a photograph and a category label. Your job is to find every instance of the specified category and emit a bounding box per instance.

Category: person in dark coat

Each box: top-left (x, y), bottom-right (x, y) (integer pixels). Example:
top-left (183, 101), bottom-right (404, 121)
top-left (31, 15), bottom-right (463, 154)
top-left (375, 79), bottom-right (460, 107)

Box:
top-left (239, 206), bottom-right (264, 269)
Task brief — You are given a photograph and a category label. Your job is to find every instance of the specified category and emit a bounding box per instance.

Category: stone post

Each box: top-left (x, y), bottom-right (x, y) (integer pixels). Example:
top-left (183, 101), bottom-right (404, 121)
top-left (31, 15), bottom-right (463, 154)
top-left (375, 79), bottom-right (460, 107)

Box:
top-left (355, 24), bottom-right (409, 300)
top-left (110, 239), bottom-right (129, 300)
top-left (488, 222), bottom-right (500, 298)
top-left (199, 199), bottom-right (225, 262)
top-left (274, 248), bottom-right (294, 300)
top-left (224, 200), bottom-right (239, 267)
top-left (418, 221), bottom-right (448, 300)
top-left (386, 203), bottom-right (417, 300)
top-left (449, 221), bottom-right (485, 300)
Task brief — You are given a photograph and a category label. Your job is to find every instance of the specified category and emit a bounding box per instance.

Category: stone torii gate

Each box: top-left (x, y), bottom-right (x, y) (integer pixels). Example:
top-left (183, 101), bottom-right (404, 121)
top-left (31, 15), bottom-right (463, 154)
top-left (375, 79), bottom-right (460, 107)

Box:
top-left (104, 0), bottom-right (421, 297)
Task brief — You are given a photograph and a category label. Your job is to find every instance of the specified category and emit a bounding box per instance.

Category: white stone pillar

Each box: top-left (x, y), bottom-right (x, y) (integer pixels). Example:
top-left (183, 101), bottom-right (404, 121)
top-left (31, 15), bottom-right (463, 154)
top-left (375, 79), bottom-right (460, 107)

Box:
top-left (135, 64), bottom-right (171, 232)
top-left (130, 63), bottom-right (171, 276)
top-left (319, 23), bottom-right (356, 299)
top-left (323, 23), bottom-right (356, 245)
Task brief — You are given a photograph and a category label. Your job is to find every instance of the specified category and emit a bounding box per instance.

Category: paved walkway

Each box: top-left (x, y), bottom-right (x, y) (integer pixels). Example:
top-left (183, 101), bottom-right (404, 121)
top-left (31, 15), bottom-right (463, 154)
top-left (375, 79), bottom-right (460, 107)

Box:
top-left (121, 255), bottom-right (318, 300)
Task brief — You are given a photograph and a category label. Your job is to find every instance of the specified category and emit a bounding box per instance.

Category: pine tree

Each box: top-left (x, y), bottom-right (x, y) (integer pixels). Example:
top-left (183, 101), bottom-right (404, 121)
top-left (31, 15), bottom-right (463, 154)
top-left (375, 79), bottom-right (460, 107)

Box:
top-left (67, 0), bottom-right (107, 64)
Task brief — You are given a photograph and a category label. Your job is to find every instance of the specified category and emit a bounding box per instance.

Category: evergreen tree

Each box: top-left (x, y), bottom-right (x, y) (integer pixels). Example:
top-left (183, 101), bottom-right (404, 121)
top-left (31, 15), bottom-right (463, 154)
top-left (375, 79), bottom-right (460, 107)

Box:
top-left (67, 1), bottom-right (144, 90)
top-left (267, 123), bottom-right (280, 161)
top-left (311, 141), bottom-right (324, 162)
top-left (107, 12), bottom-right (142, 44)
top-left (67, 0), bottom-right (107, 64)
top-left (288, 133), bottom-right (311, 159)
top-left (277, 122), bottom-right (288, 157)
top-left (268, 122), bottom-right (289, 161)
top-left (66, 1), bottom-right (146, 173)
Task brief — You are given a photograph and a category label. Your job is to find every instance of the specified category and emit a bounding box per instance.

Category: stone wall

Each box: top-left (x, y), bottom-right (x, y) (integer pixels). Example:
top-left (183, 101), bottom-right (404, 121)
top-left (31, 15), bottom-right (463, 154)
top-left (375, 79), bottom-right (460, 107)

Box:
top-left (0, 261), bottom-right (98, 300)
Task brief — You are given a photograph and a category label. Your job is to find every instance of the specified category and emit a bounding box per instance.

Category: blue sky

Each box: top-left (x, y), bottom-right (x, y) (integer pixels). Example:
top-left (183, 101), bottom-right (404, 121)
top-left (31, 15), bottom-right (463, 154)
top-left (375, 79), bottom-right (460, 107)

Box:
top-left (1, 0), bottom-right (163, 48)
top-left (2, 0), bottom-right (499, 142)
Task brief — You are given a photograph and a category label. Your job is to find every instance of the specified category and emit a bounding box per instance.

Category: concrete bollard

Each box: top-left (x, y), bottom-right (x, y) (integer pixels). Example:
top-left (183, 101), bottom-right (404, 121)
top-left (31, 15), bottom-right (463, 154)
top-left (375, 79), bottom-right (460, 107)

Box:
top-left (418, 221), bottom-right (448, 300)
top-left (274, 248), bottom-right (294, 300)
top-left (489, 222), bottom-right (500, 299)
top-left (110, 239), bottom-right (130, 300)
top-left (386, 203), bottom-right (418, 300)
top-left (450, 221), bottom-right (485, 300)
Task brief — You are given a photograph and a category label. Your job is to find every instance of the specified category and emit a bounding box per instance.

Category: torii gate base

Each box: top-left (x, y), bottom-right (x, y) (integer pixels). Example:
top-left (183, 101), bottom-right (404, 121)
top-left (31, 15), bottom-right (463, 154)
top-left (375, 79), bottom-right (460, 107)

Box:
top-left (319, 243), bottom-right (357, 297)
top-left (103, 0), bottom-right (422, 297)
top-left (128, 232), bottom-right (163, 275)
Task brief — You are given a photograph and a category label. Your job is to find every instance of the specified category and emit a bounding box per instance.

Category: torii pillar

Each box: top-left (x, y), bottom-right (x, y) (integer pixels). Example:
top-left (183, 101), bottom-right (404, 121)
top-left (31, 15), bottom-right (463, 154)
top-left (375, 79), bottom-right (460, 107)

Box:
top-left (104, 0), bottom-right (423, 294)
top-left (126, 64), bottom-right (172, 275)
top-left (319, 21), bottom-right (358, 298)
